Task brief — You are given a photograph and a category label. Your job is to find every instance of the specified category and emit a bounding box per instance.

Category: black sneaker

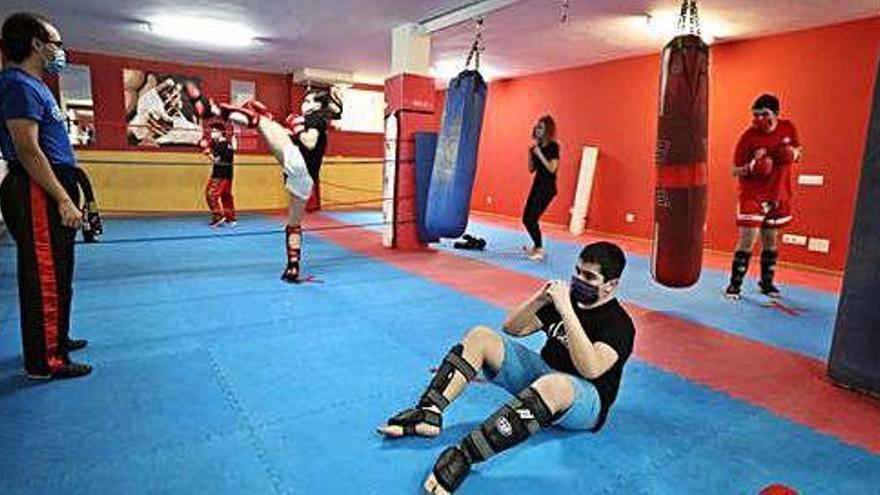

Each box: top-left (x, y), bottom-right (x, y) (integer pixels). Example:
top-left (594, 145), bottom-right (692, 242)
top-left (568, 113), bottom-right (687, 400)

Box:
top-left (64, 339), bottom-right (88, 351)
top-left (724, 284), bottom-right (742, 300)
top-left (28, 362), bottom-right (92, 380)
top-left (759, 282), bottom-right (782, 298)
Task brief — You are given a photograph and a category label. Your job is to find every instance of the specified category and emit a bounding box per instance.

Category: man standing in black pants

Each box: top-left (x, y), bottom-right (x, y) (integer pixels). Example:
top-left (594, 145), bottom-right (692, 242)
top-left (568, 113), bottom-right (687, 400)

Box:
top-left (523, 115), bottom-right (560, 262)
top-left (0, 12), bottom-right (91, 379)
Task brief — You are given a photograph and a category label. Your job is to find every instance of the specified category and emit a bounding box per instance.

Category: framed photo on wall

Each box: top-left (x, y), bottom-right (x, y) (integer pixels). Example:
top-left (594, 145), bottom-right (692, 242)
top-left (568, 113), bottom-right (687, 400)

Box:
top-left (123, 69), bottom-right (210, 147)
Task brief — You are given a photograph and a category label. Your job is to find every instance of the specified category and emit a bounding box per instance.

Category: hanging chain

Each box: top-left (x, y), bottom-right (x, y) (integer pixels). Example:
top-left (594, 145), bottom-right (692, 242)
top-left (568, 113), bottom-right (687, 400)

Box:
top-left (465, 17), bottom-right (485, 71)
top-left (560, 0), bottom-right (570, 26)
top-left (676, 0), bottom-right (701, 36)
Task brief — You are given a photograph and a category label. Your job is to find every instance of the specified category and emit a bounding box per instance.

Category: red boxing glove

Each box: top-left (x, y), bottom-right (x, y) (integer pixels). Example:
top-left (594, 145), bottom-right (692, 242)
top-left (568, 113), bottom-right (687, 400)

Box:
top-left (751, 156), bottom-right (774, 177)
top-left (217, 99), bottom-right (274, 128)
top-left (283, 114), bottom-right (306, 135)
top-left (779, 145), bottom-right (799, 163)
top-left (242, 100), bottom-right (273, 119)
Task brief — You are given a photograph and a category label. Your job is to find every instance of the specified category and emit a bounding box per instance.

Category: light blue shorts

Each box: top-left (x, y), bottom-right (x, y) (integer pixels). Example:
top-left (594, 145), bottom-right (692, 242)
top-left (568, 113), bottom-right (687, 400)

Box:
top-left (483, 336), bottom-right (601, 431)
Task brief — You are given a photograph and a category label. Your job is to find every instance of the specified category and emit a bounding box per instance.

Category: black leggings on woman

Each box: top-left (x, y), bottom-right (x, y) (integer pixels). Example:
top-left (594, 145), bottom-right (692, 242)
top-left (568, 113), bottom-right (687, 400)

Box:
top-left (522, 185), bottom-right (556, 248)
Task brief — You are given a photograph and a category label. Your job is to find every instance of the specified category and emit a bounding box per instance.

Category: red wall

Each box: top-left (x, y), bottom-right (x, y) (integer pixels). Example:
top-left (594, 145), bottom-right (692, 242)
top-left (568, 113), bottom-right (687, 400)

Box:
top-left (470, 17), bottom-right (880, 272)
top-left (68, 51), bottom-right (382, 157)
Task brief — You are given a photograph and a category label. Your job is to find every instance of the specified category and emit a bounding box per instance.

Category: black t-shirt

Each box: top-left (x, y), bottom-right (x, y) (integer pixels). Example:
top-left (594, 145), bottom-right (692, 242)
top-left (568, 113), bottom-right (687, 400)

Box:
top-left (211, 140), bottom-right (234, 179)
top-left (295, 113), bottom-right (328, 180)
top-left (536, 297), bottom-right (635, 432)
top-left (530, 140), bottom-right (560, 192)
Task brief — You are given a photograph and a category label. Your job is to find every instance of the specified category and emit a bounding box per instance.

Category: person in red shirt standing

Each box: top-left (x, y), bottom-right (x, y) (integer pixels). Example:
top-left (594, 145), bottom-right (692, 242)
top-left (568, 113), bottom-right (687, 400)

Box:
top-left (725, 94), bottom-right (803, 300)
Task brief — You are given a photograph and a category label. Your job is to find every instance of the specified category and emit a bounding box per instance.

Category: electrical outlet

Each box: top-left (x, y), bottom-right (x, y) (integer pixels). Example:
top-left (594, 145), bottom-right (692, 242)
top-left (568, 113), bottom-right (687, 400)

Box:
top-left (808, 237), bottom-right (830, 253)
top-left (782, 234), bottom-right (808, 246)
top-left (625, 212), bottom-right (636, 223)
top-left (486, 195), bottom-right (493, 205)
top-left (798, 174), bottom-right (825, 186)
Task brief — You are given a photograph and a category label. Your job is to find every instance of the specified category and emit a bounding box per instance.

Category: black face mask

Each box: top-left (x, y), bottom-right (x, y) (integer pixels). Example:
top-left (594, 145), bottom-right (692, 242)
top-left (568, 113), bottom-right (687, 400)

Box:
top-left (570, 276), bottom-right (600, 305)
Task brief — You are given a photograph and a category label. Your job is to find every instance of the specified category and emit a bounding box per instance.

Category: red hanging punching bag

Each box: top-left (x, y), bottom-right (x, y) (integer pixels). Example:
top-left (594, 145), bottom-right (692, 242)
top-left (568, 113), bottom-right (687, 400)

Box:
top-left (651, 33), bottom-right (709, 288)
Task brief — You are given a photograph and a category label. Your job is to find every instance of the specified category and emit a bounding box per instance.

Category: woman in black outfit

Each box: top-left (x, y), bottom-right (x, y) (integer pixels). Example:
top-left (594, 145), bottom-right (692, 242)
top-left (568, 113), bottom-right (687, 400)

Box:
top-left (523, 115), bottom-right (560, 261)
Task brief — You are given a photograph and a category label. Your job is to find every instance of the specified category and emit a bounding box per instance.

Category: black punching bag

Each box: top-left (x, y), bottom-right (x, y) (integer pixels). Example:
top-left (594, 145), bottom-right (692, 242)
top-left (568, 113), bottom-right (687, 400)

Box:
top-left (651, 34), bottom-right (709, 288)
top-left (828, 58), bottom-right (880, 396)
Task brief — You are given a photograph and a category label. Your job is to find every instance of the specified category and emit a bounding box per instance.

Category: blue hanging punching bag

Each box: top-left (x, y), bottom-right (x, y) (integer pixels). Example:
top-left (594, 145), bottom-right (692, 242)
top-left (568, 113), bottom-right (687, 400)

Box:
top-left (424, 69), bottom-right (488, 238)
top-left (651, 1), bottom-right (709, 288)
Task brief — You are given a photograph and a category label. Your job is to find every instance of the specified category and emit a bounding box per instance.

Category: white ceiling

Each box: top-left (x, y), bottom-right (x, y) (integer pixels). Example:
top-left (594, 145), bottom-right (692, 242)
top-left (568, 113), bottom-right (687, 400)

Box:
top-left (3, 1), bottom-right (878, 81)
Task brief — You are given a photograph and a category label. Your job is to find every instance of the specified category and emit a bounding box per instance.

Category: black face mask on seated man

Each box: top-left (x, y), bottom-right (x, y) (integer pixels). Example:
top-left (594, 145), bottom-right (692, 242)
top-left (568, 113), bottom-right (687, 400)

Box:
top-left (570, 276), bottom-right (600, 305)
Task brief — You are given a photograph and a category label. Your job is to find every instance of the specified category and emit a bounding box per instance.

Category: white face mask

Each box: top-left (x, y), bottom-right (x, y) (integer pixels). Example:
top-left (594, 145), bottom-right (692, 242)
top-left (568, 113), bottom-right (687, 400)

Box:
top-left (211, 131), bottom-right (222, 140)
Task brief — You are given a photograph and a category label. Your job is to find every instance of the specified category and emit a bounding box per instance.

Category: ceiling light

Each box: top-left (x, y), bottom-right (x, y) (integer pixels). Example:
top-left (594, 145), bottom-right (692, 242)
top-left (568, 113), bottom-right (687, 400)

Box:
top-left (144, 16), bottom-right (258, 47)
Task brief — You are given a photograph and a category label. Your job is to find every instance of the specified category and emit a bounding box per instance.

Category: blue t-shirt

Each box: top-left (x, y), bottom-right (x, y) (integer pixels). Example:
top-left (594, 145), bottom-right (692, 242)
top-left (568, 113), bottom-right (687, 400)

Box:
top-left (0, 67), bottom-right (76, 168)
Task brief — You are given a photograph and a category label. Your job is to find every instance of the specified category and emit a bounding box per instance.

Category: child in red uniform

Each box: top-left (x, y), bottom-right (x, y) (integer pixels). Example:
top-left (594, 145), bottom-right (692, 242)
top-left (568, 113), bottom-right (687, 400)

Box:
top-left (726, 94), bottom-right (802, 300)
top-left (203, 122), bottom-right (236, 227)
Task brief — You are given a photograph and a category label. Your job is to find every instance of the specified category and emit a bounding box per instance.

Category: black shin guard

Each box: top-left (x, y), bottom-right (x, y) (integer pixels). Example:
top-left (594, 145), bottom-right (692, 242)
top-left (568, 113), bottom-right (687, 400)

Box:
top-left (760, 250), bottom-right (778, 287)
top-left (432, 387), bottom-right (554, 493)
top-left (461, 387), bottom-right (554, 463)
top-left (386, 345), bottom-right (477, 437)
top-left (729, 250), bottom-right (751, 288)
top-left (419, 344), bottom-right (477, 411)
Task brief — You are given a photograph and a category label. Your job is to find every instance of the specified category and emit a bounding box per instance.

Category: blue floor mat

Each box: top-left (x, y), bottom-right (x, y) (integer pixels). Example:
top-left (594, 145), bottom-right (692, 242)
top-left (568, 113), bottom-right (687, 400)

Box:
top-left (1, 213), bottom-right (876, 494)
top-left (326, 211), bottom-right (838, 360)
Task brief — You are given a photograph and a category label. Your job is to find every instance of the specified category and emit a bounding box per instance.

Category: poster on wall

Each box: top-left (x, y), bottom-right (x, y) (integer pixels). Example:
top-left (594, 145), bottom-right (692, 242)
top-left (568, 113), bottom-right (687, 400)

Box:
top-left (123, 69), bottom-right (211, 146)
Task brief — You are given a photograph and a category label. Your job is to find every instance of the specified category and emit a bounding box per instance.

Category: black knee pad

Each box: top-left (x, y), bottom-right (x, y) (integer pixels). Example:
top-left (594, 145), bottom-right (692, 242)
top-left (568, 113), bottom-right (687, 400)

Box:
top-left (461, 387), bottom-right (553, 463)
top-left (419, 344), bottom-right (477, 411)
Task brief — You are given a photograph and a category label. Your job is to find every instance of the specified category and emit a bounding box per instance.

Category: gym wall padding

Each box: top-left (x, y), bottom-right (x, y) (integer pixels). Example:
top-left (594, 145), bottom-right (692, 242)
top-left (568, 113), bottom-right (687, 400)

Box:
top-left (77, 151), bottom-right (287, 213)
top-left (827, 58), bottom-right (880, 397)
top-left (76, 150), bottom-right (380, 213)
top-left (467, 17), bottom-right (880, 272)
top-left (319, 159), bottom-right (384, 211)
top-left (414, 132), bottom-right (441, 243)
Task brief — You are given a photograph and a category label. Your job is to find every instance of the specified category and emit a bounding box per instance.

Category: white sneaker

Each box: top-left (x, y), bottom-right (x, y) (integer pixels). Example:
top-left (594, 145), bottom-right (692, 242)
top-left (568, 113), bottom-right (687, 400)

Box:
top-left (528, 248), bottom-right (545, 261)
top-left (209, 218), bottom-right (227, 228)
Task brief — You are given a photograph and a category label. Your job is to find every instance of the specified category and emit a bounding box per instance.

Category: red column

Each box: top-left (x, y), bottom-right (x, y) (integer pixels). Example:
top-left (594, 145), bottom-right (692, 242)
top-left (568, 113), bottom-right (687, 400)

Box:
top-left (384, 73), bottom-right (436, 250)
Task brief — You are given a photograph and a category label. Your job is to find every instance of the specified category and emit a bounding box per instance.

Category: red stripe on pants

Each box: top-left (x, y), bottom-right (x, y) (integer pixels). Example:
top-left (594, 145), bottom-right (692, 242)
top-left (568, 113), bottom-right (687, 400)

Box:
top-left (29, 180), bottom-right (63, 371)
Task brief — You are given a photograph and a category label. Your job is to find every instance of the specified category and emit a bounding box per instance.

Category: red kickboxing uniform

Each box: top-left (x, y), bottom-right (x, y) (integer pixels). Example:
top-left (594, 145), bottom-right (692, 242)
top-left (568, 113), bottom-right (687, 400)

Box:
top-left (733, 119), bottom-right (800, 228)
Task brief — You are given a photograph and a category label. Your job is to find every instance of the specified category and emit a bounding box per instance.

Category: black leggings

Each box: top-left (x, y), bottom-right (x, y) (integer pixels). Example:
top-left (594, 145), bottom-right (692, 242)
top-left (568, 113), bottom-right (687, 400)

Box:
top-left (522, 186), bottom-right (556, 248)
